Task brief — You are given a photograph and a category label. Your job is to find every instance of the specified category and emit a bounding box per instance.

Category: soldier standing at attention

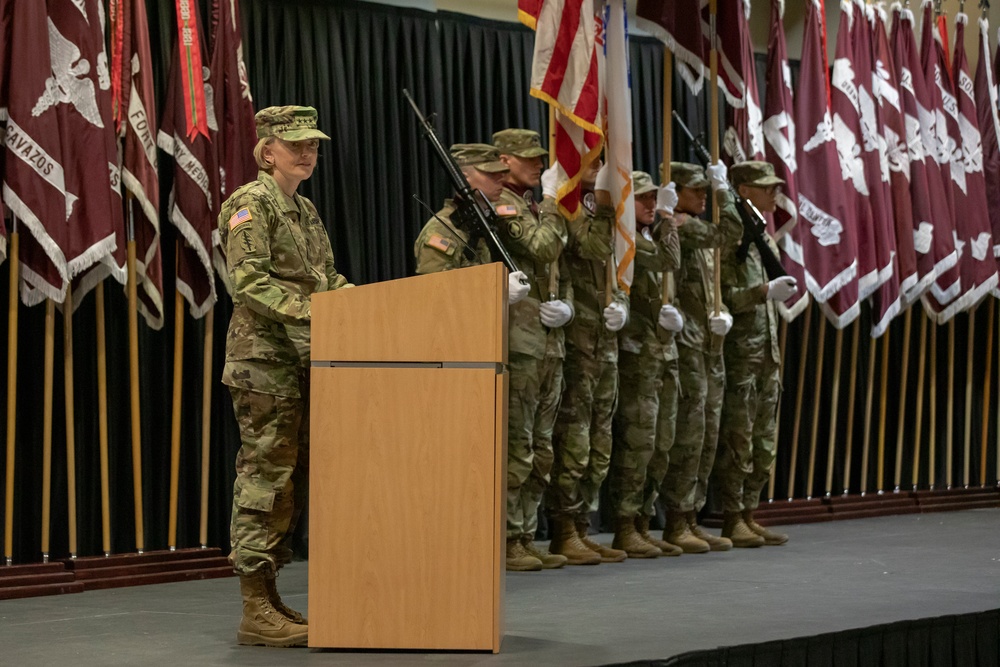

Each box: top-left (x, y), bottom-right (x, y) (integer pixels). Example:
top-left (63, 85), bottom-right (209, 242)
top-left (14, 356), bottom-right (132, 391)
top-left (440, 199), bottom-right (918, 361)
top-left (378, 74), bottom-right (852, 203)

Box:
top-left (659, 162), bottom-right (741, 554)
top-left (220, 106), bottom-right (353, 648)
top-left (715, 161), bottom-right (796, 547)
top-left (545, 158), bottom-right (630, 565)
top-left (492, 129), bottom-right (574, 571)
top-left (608, 171), bottom-right (684, 558)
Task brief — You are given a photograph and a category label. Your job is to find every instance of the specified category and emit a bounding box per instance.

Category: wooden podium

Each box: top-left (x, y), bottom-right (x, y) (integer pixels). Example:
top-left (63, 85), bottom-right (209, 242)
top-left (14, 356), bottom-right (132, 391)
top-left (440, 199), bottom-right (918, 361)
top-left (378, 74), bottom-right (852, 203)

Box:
top-left (308, 263), bottom-right (507, 652)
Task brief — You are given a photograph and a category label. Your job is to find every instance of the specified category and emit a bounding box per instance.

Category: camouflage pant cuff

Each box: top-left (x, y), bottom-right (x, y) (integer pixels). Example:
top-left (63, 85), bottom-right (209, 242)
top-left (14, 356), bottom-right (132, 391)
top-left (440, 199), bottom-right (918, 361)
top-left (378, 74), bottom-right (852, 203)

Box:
top-left (229, 549), bottom-right (279, 576)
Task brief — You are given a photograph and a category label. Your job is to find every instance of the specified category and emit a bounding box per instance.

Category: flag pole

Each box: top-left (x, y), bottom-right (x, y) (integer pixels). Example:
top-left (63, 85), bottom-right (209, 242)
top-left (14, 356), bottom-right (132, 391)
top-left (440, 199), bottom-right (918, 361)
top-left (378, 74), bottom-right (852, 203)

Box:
top-left (769, 319), bottom-right (788, 502)
top-left (63, 285), bottom-right (78, 559)
top-left (860, 332), bottom-right (877, 495)
top-left (96, 281), bottom-right (112, 556)
top-left (893, 308), bottom-right (914, 491)
top-left (929, 318), bottom-right (938, 489)
top-left (981, 299), bottom-right (995, 486)
top-left (842, 321), bottom-right (862, 494)
top-left (963, 309), bottom-right (975, 488)
top-left (126, 196), bottom-right (145, 552)
top-left (4, 220), bottom-right (19, 566)
top-left (913, 307), bottom-right (930, 489)
top-left (786, 308), bottom-right (812, 500)
top-left (876, 333), bottom-right (891, 493)
top-left (548, 106), bottom-right (559, 300)
top-left (199, 307), bottom-right (214, 549)
top-left (662, 49), bottom-right (674, 307)
top-left (169, 249), bottom-right (185, 550)
top-left (946, 319), bottom-right (956, 488)
top-left (41, 300), bottom-right (55, 563)
top-left (804, 318), bottom-right (827, 499)
top-left (709, 0), bottom-right (721, 318)
top-left (823, 328), bottom-right (845, 497)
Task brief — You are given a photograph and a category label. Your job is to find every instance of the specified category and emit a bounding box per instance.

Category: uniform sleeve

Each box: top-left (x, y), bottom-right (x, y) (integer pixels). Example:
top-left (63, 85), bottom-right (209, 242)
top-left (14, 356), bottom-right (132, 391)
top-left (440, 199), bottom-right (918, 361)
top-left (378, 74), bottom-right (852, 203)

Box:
top-left (414, 219), bottom-right (462, 275)
top-left (498, 194), bottom-right (566, 264)
top-left (567, 205), bottom-right (615, 261)
top-left (678, 191), bottom-right (743, 250)
top-left (719, 196), bottom-right (765, 314)
top-left (223, 192), bottom-right (312, 326)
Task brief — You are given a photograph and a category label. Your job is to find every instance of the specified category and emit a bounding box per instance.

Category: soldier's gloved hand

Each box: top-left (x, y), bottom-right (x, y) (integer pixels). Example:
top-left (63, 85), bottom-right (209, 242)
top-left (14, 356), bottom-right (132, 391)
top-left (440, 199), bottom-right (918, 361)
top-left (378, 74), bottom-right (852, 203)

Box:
top-left (594, 163), bottom-right (613, 193)
top-left (508, 271), bottom-right (530, 304)
top-left (656, 182), bottom-right (678, 215)
top-left (541, 166), bottom-right (561, 199)
top-left (706, 161), bottom-right (729, 193)
top-left (539, 299), bottom-right (574, 328)
top-left (766, 276), bottom-right (798, 301)
top-left (709, 311), bottom-right (733, 336)
top-left (603, 301), bottom-right (627, 332)
top-left (657, 304), bottom-right (684, 332)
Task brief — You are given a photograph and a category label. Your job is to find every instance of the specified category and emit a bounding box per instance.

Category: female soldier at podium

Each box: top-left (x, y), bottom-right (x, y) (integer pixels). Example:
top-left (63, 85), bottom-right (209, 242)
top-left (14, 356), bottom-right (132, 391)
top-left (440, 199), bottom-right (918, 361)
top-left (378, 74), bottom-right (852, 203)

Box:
top-left (217, 106), bottom-right (353, 648)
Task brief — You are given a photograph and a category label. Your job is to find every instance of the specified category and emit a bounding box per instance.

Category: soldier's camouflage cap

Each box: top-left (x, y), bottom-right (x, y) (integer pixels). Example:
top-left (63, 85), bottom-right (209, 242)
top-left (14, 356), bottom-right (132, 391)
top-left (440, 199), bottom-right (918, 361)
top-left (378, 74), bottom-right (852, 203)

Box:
top-left (730, 160), bottom-right (785, 188)
top-left (451, 143), bottom-right (510, 172)
top-left (255, 106), bottom-right (331, 141)
top-left (667, 162), bottom-right (709, 189)
top-left (493, 129), bottom-right (548, 158)
top-left (632, 171), bottom-right (658, 196)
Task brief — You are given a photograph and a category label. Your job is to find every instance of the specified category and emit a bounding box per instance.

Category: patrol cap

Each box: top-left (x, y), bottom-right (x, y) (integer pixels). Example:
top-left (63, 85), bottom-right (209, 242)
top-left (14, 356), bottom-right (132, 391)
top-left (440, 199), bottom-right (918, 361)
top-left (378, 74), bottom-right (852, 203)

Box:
top-left (255, 106), bottom-right (331, 141)
top-left (492, 129), bottom-right (548, 158)
top-left (450, 143), bottom-right (509, 173)
top-left (669, 162), bottom-right (709, 189)
top-left (632, 171), bottom-right (658, 196)
top-left (730, 160), bottom-right (786, 188)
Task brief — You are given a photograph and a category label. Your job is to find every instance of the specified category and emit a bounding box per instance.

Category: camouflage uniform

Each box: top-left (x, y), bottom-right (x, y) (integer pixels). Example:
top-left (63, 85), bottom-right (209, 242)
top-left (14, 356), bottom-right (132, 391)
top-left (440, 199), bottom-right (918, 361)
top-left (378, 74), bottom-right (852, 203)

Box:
top-left (548, 193), bottom-right (628, 520)
top-left (715, 163), bottom-right (783, 513)
top-left (221, 109), bottom-right (352, 576)
top-left (610, 174), bottom-right (681, 520)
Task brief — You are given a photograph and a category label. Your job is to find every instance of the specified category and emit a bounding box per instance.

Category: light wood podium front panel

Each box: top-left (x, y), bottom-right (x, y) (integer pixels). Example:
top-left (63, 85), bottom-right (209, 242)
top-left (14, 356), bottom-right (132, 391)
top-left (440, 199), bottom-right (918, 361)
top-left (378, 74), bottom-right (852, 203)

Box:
top-left (309, 365), bottom-right (504, 651)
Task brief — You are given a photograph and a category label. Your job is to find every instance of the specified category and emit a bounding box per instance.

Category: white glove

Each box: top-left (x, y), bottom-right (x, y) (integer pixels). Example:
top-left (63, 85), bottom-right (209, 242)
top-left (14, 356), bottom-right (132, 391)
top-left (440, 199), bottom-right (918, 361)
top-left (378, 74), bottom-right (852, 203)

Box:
top-left (656, 182), bottom-right (678, 215)
top-left (706, 161), bottom-right (728, 192)
top-left (766, 276), bottom-right (798, 301)
top-left (595, 163), bottom-right (612, 193)
top-left (539, 299), bottom-right (573, 328)
top-left (508, 271), bottom-right (530, 304)
top-left (541, 166), bottom-right (560, 199)
top-left (603, 301), bottom-right (627, 332)
top-left (657, 304), bottom-right (684, 332)
top-left (709, 311), bottom-right (733, 336)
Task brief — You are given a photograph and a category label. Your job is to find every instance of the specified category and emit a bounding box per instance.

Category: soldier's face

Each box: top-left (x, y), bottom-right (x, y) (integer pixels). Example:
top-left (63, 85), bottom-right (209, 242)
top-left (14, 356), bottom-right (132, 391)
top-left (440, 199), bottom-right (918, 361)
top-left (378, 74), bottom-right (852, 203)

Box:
top-left (267, 139), bottom-right (319, 189)
top-left (501, 154), bottom-right (544, 190)
top-left (465, 166), bottom-right (507, 203)
top-left (634, 191), bottom-right (657, 226)
top-left (739, 184), bottom-right (780, 213)
top-left (581, 158), bottom-right (602, 189)
top-left (676, 186), bottom-right (707, 215)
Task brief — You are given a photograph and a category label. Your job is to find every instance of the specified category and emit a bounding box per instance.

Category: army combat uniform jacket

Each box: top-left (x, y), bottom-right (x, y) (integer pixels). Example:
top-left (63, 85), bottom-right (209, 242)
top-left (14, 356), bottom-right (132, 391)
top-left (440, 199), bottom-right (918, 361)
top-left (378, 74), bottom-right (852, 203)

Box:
top-left (619, 219), bottom-right (681, 362)
top-left (414, 199), bottom-right (493, 275)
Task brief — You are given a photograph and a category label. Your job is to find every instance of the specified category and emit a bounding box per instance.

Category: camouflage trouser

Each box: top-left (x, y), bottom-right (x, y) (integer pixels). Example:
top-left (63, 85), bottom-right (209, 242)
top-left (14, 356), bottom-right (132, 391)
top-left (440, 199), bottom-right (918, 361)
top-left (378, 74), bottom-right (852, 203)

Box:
top-left (660, 345), bottom-right (724, 513)
top-left (508, 352), bottom-right (564, 539)
top-left (610, 351), bottom-right (678, 518)
top-left (549, 352), bottom-right (618, 518)
top-left (714, 353), bottom-right (781, 512)
top-left (228, 378), bottom-right (309, 575)
top-left (638, 358), bottom-right (680, 517)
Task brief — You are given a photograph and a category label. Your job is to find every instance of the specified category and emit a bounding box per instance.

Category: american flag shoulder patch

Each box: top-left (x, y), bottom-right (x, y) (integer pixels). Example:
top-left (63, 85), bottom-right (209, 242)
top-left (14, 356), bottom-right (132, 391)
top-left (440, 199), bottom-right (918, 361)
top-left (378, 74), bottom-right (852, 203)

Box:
top-left (229, 207), bottom-right (253, 230)
top-left (426, 233), bottom-right (454, 254)
top-left (495, 204), bottom-right (517, 217)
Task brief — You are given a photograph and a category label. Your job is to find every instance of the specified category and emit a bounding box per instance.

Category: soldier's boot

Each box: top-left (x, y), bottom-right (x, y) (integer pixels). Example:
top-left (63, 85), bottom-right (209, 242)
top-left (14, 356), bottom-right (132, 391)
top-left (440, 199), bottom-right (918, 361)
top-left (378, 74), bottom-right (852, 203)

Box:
top-left (263, 570), bottom-right (307, 624)
top-left (744, 510), bottom-right (789, 546)
top-left (506, 538), bottom-right (544, 571)
top-left (612, 517), bottom-right (662, 558)
top-left (521, 536), bottom-right (568, 569)
top-left (237, 571), bottom-right (309, 647)
top-left (577, 519), bottom-right (627, 563)
top-left (635, 515), bottom-right (682, 556)
top-left (687, 512), bottom-right (732, 552)
top-left (663, 511), bottom-right (710, 554)
top-left (721, 512), bottom-right (765, 548)
top-left (547, 516), bottom-right (601, 565)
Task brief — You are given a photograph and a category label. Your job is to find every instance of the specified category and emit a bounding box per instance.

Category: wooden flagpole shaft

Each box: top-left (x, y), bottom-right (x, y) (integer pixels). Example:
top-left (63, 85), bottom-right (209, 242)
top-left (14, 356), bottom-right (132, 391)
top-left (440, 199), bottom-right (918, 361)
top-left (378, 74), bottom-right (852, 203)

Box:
top-left (859, 332), bottom-right (877, 495)
top-left (42, 300), bottom-right (55, 563)
top-left (126, 200), bottom-right (145, 553)
top-left (842, 322), bottom-right (862, 494)
top-left (912, 309), bottom-right (929, 489)
top-left (709, 0), bottom-right (721, 317)
top-left (662, 49), bottom-right (674, 307)
top-left (876, 333), bottom-right (890, 493)
top-left (547, 106), bottom-right (558, 299)
top-left (770, 319), bottom-right (788, 502)
top-left (786, 308), bottom-right (812, 500)
top-left (946, 319), bottom-right (956, 489)
top-left (893, 309), bottom-right (914, 491)
top-left (4, 228), bottom-right (19, 566)
top-left (963, 309), bottom-right (975, 488)
top-left (169, 284), bottom-right (185, 550)
top-left (96, 282), bottom-right (112, 556)
top-left (981, 299), bottom-right (995, 487)
top-left (929, 319), bottom-right (938, 489)
top-left (805, 319), bottom-right (827, 499)
top-left (823, 328), bottom-right (844, 497)
top-left (199, 308), bottom-right (214, 548)
top-left (996, 302), bottom-right (1000, 487)
top-left (63, 286), bottom-right (78, 558)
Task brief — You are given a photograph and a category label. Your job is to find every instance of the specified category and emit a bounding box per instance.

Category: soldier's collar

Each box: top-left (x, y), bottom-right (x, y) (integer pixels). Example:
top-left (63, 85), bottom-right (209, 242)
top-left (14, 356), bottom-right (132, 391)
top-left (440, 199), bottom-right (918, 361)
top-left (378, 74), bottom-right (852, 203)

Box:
top-left (260, 172), bottom-right (300, 215)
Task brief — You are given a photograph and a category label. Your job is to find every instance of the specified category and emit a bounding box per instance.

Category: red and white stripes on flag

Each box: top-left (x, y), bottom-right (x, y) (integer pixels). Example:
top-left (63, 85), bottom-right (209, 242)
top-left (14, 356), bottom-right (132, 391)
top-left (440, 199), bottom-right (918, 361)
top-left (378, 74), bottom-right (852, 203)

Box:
top-left (601, 0), bottom-right (635, 291)
top-left (722, 0), bottom-right (764, 166)
top-left (794, 0), bottom-right (859, 328)
top-left (975, 16), bottom-right (1000, 263)
top-left (635, 0), bottom-right (707, 98)
top-left (520, 0), bottom-right (602, 221)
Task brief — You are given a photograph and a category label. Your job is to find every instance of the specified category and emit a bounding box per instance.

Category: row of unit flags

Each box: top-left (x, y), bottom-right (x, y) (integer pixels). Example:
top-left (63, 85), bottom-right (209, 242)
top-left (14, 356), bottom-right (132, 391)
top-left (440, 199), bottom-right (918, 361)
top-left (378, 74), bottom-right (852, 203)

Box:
top-left (522, 0), bottom-right (1000, 336)
top-left (0, 0), bottom-right (257, 329)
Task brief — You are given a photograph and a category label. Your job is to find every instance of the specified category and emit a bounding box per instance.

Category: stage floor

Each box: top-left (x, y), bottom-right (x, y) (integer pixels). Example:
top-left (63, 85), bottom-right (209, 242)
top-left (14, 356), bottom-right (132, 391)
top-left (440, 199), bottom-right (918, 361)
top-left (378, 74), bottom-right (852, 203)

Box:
top-left (1, 508), bottom-right (997, 666)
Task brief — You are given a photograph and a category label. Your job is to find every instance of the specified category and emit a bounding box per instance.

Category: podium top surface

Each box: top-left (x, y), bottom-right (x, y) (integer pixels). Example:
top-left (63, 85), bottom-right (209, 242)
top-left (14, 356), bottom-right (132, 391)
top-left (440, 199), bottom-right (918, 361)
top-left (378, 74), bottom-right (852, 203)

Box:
top-left (311, 263), bottom-right (508, 364)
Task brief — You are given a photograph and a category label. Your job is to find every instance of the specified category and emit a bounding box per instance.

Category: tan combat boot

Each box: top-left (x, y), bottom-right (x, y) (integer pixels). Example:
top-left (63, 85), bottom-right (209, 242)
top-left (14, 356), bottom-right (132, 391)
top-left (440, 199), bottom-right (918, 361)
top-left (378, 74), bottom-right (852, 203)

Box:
top-left (635, 515), bottom-right (682, 556)
top-left (612, 517), bottom-right (662, 558)
top-left (263, 571), bottom-right (307, 624)
top-left (722, 512), bottom-right (765, 548)
top-left (237, 572), bottom-right (309, 647)
top-left (577, 519), bottom-right (627, 562)
top-left (521, 536), bottom-right (568, 569)
top-left (663, 510), bottom-right (710, 553)
top-left (506, 537), bottom-right (544, 571)
top-left (744, 509), bottom-right (789, 545)
top-left (547, 516), bottom-right (601, 565)
top-left (687, 512), bottom-right (732, 551)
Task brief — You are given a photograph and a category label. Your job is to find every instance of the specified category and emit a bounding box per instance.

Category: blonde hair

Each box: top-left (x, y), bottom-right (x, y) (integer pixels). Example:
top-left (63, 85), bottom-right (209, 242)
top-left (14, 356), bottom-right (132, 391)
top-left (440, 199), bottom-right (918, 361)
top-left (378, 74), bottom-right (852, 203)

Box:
top-left (253, 137), bottom-right (276, 172)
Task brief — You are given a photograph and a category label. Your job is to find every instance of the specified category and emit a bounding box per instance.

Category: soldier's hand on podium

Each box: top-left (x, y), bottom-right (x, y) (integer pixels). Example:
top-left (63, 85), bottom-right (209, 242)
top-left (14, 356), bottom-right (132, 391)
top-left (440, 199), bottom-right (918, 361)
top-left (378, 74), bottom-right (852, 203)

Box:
top-left (603, 301), bottom-right (627, 332)
top-left (508, 271), bottom-right (530, 304)
top-left (539, 299), bottom-right (573, 328)
top-left (766, 276), bottom-right (798, 301)
top-left (657, 304), bottom-right (684, 332)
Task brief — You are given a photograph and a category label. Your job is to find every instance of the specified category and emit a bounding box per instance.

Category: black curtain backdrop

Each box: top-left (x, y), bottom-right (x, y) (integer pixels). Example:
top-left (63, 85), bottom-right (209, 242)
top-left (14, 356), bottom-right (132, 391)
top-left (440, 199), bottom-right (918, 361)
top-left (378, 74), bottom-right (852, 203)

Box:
top-left (0, 0), bottom-right (997, 564)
